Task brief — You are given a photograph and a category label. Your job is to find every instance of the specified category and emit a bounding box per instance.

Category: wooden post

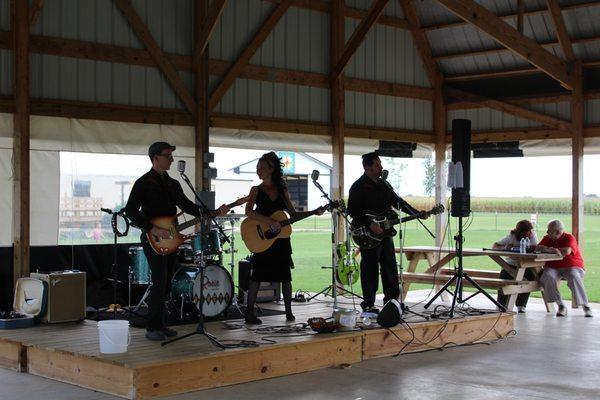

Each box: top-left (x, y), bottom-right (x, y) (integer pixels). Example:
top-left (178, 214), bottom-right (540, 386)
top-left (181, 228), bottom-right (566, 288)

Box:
top-left (195, 0), bottom-right (210, 191)
top-left (331, 0), bottom-right (345, 240)
top-left (571, 61), bottom-right (584, 244)
top-left (12, 0), bottom-right (31, 284)
top-left (434, 74), bottom-right (447, 246)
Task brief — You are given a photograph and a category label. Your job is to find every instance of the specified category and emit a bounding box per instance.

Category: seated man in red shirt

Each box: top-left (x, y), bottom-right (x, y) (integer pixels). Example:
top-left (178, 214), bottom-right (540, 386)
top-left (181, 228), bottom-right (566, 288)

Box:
top-left (537, 220), bottom-right (592, 318)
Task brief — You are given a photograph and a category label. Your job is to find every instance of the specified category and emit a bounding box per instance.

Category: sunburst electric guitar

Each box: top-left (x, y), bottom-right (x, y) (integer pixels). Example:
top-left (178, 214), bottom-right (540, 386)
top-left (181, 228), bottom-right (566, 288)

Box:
top-left (241, 201), bottom-right (339, 254)
top-left (147, 197), bottom-right (248, 255)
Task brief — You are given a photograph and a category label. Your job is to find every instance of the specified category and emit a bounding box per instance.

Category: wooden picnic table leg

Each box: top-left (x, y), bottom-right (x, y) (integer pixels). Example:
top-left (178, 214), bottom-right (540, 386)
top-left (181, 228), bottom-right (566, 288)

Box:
top-left (505, 267), bottom-right (527, 311)
top-left (401, 253), bottom-right (423, 301)
top-left (425, 252), bottom-right (453, 301)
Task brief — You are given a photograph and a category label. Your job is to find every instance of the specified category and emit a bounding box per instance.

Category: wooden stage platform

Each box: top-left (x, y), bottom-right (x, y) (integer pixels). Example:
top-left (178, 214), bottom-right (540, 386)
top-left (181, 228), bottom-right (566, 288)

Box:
top-left (0, 297), bottom-right (514, 399)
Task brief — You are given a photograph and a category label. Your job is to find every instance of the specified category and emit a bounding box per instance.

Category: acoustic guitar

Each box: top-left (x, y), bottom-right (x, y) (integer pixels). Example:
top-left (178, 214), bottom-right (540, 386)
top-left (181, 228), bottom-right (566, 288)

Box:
top-left (350, 204), bottom-right (445, 250)
top-left (147, 197), bottom-right (248, 255)
top-left (241, 202), bottom-right (339, 254)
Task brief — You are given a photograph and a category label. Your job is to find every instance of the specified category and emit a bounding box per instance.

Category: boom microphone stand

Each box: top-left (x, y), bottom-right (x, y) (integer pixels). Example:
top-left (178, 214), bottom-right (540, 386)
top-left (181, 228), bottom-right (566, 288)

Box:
top-left (306, 170), bottom-right (362, 305)
top-left (162, 160), bottom-right (225, 349)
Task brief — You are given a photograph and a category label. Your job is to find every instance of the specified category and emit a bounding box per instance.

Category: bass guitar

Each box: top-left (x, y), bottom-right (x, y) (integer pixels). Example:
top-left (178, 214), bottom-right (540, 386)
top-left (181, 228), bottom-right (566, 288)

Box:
top-left (241, 202), bottom-right (339, 254)
top-left (147, 196), bottom-right (248, 255)
top-left (350, 204), bottom-right (445, 250)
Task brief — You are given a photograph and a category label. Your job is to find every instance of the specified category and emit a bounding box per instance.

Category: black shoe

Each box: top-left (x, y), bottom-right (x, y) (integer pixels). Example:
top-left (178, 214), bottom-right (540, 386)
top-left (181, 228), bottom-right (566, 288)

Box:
top-left (366, 307), bottom-right (380, 314)
top-left (161, 326), bottom-right (178, 337)
top-left (145, 330), bottom-right (166, 341)
top-left (286, 313), bottom-right (296, 322)
top-left (245, 315), bottom-right (262, 325)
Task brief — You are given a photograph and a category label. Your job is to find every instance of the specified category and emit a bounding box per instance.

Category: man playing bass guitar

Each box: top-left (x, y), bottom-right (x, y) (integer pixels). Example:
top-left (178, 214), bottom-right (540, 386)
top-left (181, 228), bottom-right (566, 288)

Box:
top-left (125, 141), bottom-right (230, 341)
top-left (347, 152), bottom-right (428, 314)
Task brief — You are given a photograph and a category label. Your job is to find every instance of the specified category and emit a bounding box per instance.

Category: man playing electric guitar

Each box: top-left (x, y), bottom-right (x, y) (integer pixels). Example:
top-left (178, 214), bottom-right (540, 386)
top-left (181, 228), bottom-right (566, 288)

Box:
top-left (125, 141), bottom-right (230, 341)
top-left (347, 152), bottom-right (428, 314)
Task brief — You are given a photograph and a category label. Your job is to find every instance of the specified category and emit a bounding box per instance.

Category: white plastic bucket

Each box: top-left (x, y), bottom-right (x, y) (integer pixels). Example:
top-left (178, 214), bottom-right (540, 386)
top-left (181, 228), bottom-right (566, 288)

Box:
top-left (98, 320), bottom-right (131, 354)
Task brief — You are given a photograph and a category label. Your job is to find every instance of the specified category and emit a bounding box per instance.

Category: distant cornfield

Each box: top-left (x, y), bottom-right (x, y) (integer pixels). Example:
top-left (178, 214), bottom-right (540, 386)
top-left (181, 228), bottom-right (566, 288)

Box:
top-left (404, 197), bottom-right (600, 215)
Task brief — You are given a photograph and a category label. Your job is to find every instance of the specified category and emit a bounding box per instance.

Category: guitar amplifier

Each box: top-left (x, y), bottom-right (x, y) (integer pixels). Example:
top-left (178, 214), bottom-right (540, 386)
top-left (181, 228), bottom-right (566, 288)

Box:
top-left (238, 258), bottom-right (281, 303)
top-left (30, 271), bottom-right (86, 323)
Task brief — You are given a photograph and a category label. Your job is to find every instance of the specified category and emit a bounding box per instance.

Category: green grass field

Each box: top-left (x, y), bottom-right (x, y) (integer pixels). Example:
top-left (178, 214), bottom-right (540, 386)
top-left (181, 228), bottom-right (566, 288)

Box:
top-left (64, 212), bottom-right (600, 302)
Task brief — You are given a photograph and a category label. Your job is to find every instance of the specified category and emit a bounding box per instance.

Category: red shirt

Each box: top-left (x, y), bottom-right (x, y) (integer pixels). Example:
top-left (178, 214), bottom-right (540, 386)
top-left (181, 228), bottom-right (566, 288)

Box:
top-left (538, 232), bottom-right (584, 269)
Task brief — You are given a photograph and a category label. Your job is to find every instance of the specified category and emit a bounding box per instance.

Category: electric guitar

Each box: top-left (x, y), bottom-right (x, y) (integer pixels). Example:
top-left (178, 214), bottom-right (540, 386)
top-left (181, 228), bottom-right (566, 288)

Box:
top-left (147, 196), bottom-right (248, 255)
top-left (350, 204), bottom-right (445, 250)
top-left (241, 201), bottom-right (340, 254)
top-left (336, 241), bottom-right (360, 286)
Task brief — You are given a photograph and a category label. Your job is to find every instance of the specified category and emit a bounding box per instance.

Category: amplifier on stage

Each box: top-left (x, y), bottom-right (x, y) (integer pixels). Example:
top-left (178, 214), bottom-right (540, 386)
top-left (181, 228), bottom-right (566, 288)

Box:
top-left (238, 258), bottom-right (281, 303)
top-left (30, 271), bottom-right (86, 323)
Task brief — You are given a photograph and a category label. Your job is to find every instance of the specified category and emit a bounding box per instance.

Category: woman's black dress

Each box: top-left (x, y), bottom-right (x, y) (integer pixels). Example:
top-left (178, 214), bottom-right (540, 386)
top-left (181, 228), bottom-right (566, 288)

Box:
top-left (250, 187), bottom-right (293, 283)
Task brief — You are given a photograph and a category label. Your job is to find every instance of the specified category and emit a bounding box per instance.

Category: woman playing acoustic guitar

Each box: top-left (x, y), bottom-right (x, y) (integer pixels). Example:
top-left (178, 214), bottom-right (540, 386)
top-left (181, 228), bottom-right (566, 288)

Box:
top-left (243, 152), bottom-right (323, 324)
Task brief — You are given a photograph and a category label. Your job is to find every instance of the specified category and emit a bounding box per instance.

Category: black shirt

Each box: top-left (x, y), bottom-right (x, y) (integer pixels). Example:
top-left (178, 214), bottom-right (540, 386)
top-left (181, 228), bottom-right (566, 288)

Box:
top-left (125, 169), bottom-right (200, 232)
top-left (347, 174), bottom-right (419, 228)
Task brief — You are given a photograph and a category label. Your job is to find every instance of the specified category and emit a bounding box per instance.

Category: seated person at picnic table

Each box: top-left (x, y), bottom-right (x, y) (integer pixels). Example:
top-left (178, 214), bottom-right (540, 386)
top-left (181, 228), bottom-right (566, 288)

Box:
top-left (536, 219), bottom-right (592, 318)
top-left (492, 220), bottom-right (538, 313)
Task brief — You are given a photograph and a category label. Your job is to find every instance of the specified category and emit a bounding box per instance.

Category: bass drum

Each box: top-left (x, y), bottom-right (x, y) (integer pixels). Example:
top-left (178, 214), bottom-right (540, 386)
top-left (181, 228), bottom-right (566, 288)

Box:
top-left (171, 263), bottom-right (233, 318)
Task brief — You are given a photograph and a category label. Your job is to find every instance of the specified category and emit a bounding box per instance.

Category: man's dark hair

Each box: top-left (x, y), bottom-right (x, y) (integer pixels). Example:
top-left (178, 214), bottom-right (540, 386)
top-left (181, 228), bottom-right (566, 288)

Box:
top-left (362, 151), bottom-right (380, 168)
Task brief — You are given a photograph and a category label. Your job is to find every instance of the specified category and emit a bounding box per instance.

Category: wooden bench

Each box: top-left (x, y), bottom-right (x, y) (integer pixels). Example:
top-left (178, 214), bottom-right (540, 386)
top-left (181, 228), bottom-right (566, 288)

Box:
top-left (401, 272), bottom-right (540, 301)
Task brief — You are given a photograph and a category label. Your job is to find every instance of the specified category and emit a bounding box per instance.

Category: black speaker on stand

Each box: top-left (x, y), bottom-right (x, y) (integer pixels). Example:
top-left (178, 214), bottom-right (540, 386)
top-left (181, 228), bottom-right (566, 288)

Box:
top-left (425, 119), bottom-right (505, 316)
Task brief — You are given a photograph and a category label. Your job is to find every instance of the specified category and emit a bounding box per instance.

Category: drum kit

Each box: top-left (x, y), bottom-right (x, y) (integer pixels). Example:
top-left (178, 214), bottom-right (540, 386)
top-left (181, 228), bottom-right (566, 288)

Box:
top-left (127, 216), bottom-right (244, 321)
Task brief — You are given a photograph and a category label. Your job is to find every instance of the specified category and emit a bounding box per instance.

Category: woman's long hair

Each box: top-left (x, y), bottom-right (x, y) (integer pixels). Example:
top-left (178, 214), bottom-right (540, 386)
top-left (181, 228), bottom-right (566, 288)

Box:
top-left (511, 220), bottom-right (534, 241)
top-left (259, 151), bottom-right (286, 192)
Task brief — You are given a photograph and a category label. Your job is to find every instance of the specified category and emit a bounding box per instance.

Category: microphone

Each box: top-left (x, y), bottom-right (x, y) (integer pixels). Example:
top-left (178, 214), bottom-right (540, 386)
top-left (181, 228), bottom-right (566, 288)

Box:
top-left (311, 170), bottom-right (320, 182)
top-left (177, 160), bottom-right (186, 173)
top-left (381, 169), bottom-right (389, 180)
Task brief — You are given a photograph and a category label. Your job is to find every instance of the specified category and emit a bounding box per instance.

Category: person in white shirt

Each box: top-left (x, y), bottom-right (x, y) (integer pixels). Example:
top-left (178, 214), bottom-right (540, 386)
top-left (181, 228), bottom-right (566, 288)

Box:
top-left (492, 220), bottom-right (538, 313)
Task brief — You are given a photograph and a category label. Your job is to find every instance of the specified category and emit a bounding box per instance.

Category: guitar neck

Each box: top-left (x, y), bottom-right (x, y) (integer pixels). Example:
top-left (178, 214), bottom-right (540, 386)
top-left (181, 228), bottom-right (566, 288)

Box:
top-left (280, 209), bottom-right (320, 227)
top-left (386, 211), bottom-right (426, 227)
top-left (176, 198), bottom-right (247, 232)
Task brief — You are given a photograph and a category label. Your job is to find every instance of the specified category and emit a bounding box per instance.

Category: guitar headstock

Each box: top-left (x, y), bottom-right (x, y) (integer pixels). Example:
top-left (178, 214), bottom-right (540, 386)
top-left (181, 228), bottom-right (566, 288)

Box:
top-left (429, 203), bottom-right (445, 216)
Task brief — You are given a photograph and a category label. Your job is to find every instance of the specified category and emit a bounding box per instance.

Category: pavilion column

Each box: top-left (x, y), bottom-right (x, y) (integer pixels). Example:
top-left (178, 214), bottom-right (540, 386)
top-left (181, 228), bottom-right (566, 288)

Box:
top-left (571, 61), bottom-right (584, 244)
top-left (331, 0), bottom-right (345, 239)
top-left (12, 0), bottom-right (31, 285)
top-left (195, 0), bottom-right (210, 192)
top-left (434, 74), bottom-right (447, 246)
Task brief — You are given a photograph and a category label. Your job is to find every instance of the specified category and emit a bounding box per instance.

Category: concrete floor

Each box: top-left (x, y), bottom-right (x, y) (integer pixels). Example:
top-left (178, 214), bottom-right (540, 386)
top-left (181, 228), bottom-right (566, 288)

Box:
top-left (2, 291), bottom-right (599, 400)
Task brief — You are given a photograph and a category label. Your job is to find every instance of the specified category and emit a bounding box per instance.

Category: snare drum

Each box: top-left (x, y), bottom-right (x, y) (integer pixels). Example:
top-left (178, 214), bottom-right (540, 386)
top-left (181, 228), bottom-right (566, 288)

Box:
top-left (191, 229), bottom-right (222, 255)
top-left (128, 246), bottom-right (151, 284)
top-left (171, 263), bottom-right (233, 317)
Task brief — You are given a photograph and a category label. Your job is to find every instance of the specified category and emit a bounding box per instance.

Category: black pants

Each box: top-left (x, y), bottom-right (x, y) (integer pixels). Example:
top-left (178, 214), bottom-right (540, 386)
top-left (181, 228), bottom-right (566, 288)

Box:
top-left (142, 236), bottom-right (177, 330)
top-left (359, 237), bottom-right (399, 309)
top-left (497, 267), bottom-right (536, 308)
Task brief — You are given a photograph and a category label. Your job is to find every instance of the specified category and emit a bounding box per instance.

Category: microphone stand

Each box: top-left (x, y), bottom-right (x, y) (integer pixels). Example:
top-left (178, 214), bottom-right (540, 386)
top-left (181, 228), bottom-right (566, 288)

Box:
top-left (162, 169), bottom-right (225, 349)
top-left (306, 177), bottom-right (363, 305)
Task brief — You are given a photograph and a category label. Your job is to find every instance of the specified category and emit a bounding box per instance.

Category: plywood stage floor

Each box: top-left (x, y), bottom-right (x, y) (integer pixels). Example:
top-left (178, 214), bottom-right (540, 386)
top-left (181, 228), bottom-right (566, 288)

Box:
top-left (0, 296), bottom-right (514, 399)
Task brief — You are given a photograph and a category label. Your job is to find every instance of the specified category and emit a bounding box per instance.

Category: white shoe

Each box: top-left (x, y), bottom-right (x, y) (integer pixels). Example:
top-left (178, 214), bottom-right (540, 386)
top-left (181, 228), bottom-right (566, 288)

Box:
top-left (556, 304), bottom-right (567, 317)
top-left (583, 306), bottom-right (593, 318)
top-left (517, 306), bottom-right (526, 314)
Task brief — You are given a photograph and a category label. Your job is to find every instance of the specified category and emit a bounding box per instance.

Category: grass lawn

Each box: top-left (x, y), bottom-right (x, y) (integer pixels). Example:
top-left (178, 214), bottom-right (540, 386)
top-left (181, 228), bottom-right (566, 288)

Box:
top-left (231, 212), bottom-right (600, 303)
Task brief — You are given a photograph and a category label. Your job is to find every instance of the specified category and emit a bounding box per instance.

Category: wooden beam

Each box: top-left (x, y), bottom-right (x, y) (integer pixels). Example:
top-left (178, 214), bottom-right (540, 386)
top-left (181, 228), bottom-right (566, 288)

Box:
top-left (331, 0), bottom-right (345, 233)
top-left (545, 0), bottom-right (575, 62)
top-left (433, 34), bottom-right (600, 63)
top-left (517, 0), bottom-right (524, 34)
top-left (0, 96), bottom-right (435, 142)
top-left (445, 87), bottom-right (572, 131)
top-left (209, 0), bottom-right (293, 110)
top-left (12, 0), bottom-right (31, 287)
top-left (0, 31), bottom-right (434, 101)
top-left (571, 61), bottom-right (584, 243)
top-left (193, 0), bottom-right (228, 67)
top-left (114, 0), bottom-right (197, 116)
top-left (195, 0), bottom-right (210, 191)
top-left (423, 0), bottom-right (600, 32)
top-left (262, 0), bottom-right (409, 30)
top-left (433, 73), bottom-right (447, 246)
top-left (29, 0), bottom-right (44, 27)
top-left (434, 0), bottom-right (573, 89)
top-left (399, 0), bottom-right (440, 87)
top-left (447, 92), bottom-right (573, 110)
top-left (329, 0), bottom-right (390, 83)
top-left (446, 59), bottom-right (600, 82)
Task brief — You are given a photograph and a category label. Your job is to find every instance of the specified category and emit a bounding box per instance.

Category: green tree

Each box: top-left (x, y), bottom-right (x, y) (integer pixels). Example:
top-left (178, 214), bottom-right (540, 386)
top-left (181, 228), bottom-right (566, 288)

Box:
top-left (422, 156), bottom-right (435, 196)
top-left (381, 157), bottom-right (407, 194)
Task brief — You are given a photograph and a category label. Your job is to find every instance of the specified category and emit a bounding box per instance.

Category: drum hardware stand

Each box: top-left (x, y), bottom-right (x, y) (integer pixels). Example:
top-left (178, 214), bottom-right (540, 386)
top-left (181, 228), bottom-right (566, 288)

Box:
top-left (132, 282), bottom-right (153, 312)
top-left (163, 166), bottom-right (226, 349)
top-left (305, 171), bottom-right (362, 308)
